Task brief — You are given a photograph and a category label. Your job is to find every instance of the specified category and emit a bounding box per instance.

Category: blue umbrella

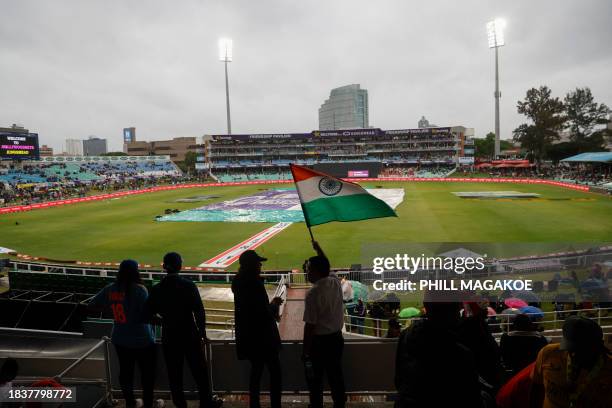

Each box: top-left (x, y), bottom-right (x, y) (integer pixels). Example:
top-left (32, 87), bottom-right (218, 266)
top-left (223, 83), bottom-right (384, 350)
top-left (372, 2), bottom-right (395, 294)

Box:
top-left (519, 306), bottom-right (544, 319)
top-left (512, 290), bottom-right (541, 303)
top-left (581, 279), bottom-right (607, 290)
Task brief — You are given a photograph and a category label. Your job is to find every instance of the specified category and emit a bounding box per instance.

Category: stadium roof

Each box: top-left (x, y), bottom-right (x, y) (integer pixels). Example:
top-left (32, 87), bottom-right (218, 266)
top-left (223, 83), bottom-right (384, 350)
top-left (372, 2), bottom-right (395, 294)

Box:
top-left (437, 247), bottom-right (484, 259)
top-left (561, 152), bottom-right (612, 163)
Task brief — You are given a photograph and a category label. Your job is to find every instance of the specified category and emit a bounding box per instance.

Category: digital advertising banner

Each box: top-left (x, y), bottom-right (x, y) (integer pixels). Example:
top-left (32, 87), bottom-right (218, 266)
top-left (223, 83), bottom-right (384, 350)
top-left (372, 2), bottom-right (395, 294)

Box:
top-left (0, 132), bottom-right (40, 160)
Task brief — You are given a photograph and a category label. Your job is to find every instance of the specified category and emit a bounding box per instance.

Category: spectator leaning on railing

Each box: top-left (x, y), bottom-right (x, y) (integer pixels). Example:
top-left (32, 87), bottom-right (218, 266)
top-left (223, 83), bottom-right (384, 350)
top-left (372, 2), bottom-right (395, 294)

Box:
top-left (145, 252), bottom-right (219, 408)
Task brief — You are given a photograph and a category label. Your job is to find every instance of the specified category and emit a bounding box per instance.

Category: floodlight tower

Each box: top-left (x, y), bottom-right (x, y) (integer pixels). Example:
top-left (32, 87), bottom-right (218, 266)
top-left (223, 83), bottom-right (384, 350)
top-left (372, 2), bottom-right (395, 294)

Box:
top-left (487, 19), bottom-right (505, 157)
top-left (219, 38), bottom-right (233, 135)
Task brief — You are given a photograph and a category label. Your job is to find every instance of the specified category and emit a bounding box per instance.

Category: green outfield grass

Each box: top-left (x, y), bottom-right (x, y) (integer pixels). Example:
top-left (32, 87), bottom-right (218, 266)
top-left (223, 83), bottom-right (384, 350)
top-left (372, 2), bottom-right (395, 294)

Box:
top-left (1, 181), bottom-right (611, 269)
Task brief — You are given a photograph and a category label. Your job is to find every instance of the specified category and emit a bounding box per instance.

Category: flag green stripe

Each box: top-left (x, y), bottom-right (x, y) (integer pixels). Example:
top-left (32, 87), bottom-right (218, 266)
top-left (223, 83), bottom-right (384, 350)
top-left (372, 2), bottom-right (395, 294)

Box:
top-left (302, 193), bottom-right (397, 226)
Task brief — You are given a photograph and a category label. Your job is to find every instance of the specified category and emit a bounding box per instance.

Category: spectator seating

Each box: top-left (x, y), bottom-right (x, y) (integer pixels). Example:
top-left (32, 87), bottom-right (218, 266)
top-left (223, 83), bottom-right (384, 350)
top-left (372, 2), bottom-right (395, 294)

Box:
top-left (8, 271), bottom-right (153, 294)
top-left (0, 158), bottom-right (180, 187)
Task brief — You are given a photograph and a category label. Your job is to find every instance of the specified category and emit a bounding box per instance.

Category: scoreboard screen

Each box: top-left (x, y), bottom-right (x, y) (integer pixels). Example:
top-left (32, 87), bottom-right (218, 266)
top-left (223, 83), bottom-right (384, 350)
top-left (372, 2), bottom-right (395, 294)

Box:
top-left (0, 133), bottom-right (40, 160)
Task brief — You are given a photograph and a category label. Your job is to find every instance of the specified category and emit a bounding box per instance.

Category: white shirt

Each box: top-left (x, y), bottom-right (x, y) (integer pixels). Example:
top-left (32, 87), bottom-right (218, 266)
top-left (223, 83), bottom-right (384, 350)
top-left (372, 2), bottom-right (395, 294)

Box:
top-left (303, 274), bottom-right (345, 335)
top-left (341, 279), bottom-right (354, 302)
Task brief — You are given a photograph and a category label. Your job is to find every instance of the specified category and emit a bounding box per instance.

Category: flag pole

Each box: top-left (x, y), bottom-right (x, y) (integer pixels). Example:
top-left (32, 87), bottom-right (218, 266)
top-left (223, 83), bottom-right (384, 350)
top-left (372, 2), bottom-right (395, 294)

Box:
top-left (290, 163), bottom-right (316, 243)
top-left (307, 224), bottom-right (315, 242)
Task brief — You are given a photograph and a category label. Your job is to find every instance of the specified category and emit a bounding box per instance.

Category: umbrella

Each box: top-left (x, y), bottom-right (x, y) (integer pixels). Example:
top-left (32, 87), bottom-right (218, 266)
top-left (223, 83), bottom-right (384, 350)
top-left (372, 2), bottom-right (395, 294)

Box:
top-left (519, 306), bottom-right (544, 320)
top-left (500, 308), bottom-right (521, 317)
top-left (512, 290), bottom-right (541, 303)
top-left (367, 290), bottom-right (386, 302)
top-left (399, 307), bottom-right (421, 318)
top-left (351, 281), bottom-right (368, 302)
top-left (487, 307), bottom-right (497, 317)
top-left (504, 298), bottom-right (528, 309)
top-left (581, 279), bottom-right (608, 290)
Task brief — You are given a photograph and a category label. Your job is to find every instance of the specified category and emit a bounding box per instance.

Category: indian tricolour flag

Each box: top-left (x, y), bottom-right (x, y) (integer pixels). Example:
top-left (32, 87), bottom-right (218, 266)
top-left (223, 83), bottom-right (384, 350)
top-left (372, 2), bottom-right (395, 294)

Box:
top-left (290, 164), bottom-right (397, 227)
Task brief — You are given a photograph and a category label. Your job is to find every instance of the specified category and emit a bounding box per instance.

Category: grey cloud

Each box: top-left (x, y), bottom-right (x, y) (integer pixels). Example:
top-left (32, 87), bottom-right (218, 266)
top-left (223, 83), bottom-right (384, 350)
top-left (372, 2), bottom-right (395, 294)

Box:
top-left (0, 0), bottom-right (610, 152)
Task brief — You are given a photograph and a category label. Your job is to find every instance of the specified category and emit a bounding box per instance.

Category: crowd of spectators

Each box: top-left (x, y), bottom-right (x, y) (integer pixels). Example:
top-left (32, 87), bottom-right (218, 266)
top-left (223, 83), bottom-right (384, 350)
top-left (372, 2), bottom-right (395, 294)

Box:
top-left (380, 164), bottom-right (456, 178)
top-left (457, 163), bottom-right (612, 186)
top-left (395, 300), bottom-right (611, 408)
top-left (0, 159), bottom-right (180, 186)
top-left (3, 159), bottom-right (611, 206)
top-left (0, 175), bottom-right (208, 207)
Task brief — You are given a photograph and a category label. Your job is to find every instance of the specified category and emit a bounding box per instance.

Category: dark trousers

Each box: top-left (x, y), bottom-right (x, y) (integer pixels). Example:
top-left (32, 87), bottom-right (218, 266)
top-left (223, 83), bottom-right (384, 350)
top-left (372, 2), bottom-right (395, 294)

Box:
top-left (114, 343), bottom-right (156, 408)
top-left (162, 340), bottom-right (212, 408)
top-left (308, 331), bottom-right (346, 408)
top-left (249, 353), bottom-right (282, 408)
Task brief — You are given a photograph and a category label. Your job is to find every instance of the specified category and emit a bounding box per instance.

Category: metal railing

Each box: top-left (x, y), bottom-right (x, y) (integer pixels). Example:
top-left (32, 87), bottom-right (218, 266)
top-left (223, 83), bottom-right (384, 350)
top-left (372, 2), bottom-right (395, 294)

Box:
top-left (343, 307), bottom-right (612, 338)
top-left (52, 336), bottom-right (112, 408)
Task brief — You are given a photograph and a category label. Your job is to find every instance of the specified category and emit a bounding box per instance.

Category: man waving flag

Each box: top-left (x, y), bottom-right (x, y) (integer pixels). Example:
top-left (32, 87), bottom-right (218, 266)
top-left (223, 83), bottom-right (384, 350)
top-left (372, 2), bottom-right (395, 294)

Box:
top-left (290, 163), bottom-right (397, 227)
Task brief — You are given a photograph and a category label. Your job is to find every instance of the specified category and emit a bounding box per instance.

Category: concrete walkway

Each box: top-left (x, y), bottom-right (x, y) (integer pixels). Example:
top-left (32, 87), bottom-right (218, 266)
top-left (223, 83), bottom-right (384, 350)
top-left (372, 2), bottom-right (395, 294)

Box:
top-left (279, 288), bottom-right (308, 341)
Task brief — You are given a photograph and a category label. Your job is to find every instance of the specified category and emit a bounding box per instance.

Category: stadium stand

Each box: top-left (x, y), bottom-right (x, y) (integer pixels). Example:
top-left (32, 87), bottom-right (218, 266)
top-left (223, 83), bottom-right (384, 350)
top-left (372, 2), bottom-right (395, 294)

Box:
top-left (0, 155), bottom-right (180, 187)
top-left (207, 127), bottom-right (465, 181)
top-left (0, 156), bottom-right (185, 206)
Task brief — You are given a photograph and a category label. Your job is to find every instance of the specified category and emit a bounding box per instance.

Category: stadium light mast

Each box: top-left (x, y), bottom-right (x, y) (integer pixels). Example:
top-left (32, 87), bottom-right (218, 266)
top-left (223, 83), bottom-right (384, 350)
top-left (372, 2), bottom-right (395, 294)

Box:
top-left (219, 38), bottom-right (233, 135)
top-left (487, 19), bottom-right (505, 157)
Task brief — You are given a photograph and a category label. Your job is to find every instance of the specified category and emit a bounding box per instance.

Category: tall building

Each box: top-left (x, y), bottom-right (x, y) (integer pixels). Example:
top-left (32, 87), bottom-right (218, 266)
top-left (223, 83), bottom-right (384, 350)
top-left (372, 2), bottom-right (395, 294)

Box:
top-left (83, 136), bottom-right (108, 156)
top-left (123, 127), bottom-right (136, 144)
top-left (319, 84), bottom-right (369, 130)
top-left (65, 139), bottom-right (83, 156)
top-left (123, 127), bottom-right (136, 153)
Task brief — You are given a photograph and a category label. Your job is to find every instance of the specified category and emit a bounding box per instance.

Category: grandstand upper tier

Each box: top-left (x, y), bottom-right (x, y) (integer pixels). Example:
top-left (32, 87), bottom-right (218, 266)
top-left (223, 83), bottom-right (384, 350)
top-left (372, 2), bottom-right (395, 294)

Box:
top-left (206, 126), bottom-right (470, 182)
top-left (0, 155), bottom-right (181, 186)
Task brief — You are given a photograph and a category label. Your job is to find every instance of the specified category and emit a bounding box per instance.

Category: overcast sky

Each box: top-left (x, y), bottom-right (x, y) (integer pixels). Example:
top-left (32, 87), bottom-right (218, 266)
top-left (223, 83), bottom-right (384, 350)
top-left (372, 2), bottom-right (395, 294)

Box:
top-left (1, 0), bottom-right (611, 152)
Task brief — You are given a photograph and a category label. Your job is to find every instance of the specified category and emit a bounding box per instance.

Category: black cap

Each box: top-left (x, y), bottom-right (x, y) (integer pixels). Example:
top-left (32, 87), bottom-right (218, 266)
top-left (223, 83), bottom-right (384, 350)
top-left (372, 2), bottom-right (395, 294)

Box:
top-left (560, 316), bottom-right (603, 352)
top-left (119, 259), bottom-right (139, 274)
top-left (239, 250), bottom-right (267, 266)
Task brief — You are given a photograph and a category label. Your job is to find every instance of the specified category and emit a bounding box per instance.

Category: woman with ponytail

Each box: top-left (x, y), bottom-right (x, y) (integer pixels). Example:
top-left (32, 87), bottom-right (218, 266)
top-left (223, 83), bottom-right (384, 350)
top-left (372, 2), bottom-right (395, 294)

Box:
top-left (90, 260), bottom-right (163, 408)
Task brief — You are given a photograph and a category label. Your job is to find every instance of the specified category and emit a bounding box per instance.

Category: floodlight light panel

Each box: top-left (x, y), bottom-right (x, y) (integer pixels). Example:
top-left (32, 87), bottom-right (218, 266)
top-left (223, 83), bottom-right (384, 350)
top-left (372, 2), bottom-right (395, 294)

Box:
top-left (486, 21), bottom-right (497, 48)
top-left (218, 38), bottom-right (233, 61)
top-left (487, 19), bottom-right (506, 48)
top-left (494, 19), bottom-right (505, 47)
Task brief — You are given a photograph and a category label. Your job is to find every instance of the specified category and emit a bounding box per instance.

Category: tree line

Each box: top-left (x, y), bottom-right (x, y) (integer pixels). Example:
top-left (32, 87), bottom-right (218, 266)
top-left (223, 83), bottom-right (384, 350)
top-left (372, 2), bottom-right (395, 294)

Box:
top-left (475, 87), bottom-right (610, 162)
top-left (514, 86), bottom-right (610, 163)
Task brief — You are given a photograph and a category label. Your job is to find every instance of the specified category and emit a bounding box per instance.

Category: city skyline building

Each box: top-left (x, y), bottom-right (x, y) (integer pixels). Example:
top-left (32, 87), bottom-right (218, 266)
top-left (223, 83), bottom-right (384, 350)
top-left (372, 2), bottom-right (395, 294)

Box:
top-left (123, 127), bottom-right (136, 144)
top-left (319, 84), bottom-right (369, 130)
top-left (83, 136), bottom-right (108, 156)
top-left (64, 139), bottom-right (83, 156)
